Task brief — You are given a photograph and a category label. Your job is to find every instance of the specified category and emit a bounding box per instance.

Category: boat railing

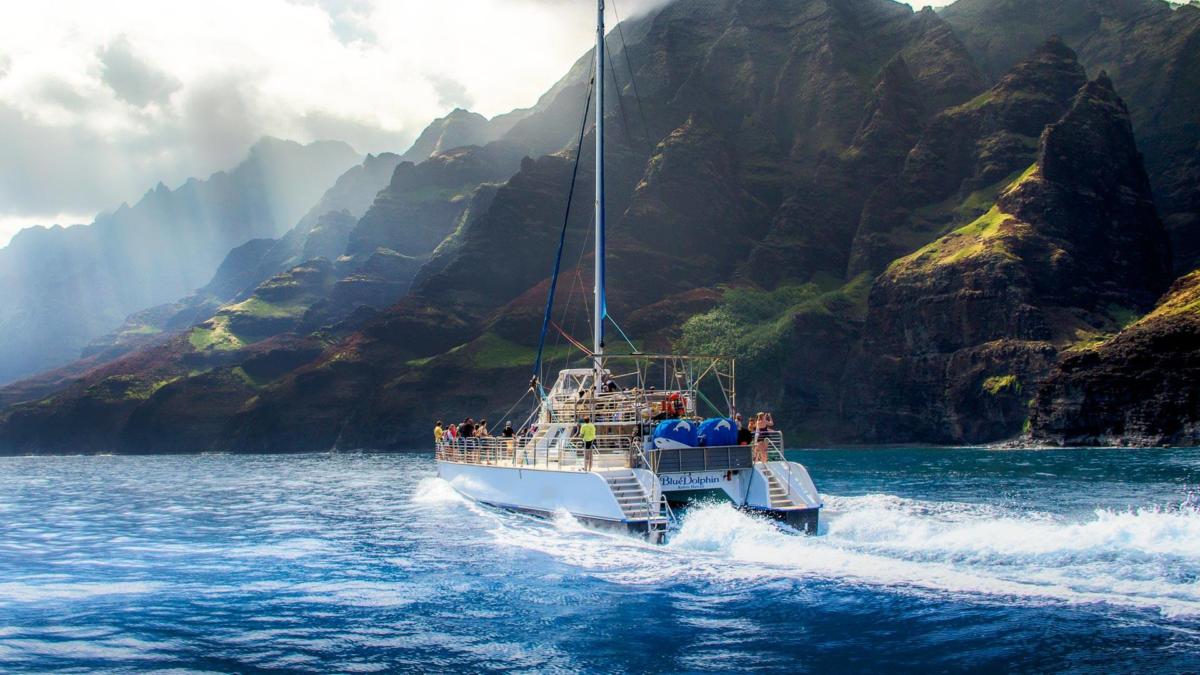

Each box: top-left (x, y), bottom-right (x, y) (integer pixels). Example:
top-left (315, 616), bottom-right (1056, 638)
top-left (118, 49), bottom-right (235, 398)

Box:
top-left (435, 434), bottom-right (638, 472)
top-left (639, 445), bottom-right (754, 473)
top-left (542, 388), bottom-right (697, 425)
top-left (633, 444), bottom-right (677, 526)
top-left (761, 430), bottom-right (800, 505)
top-left (543, 390), bottom-right (654, 425)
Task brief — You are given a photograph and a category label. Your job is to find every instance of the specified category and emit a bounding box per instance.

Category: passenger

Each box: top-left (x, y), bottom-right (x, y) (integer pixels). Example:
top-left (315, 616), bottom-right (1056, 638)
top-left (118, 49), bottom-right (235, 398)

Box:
top-left (503, 421), bottom-right (516, 461)
top-left (459, 418), bottom-right (475, 461)
top-left (735, 414), bottom-right (753, 446)
top-left (434, 420), bottom-right (444, 446)
top-left (752, 412), bottom-right (773, 463)
top-left (579, 416), bottom-right (597, 472)
top-left (444, 422), bottom-right (458, 460)
top-left (470, 419), bottom-right (487, 462)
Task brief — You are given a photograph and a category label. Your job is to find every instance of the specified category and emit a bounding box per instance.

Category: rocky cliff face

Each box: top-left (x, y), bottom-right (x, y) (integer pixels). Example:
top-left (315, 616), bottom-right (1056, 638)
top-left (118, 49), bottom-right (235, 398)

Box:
top-left (0, 139), bottom-right (361, 385)
top-left (1029, 269), bottom-right (1200, 446)
top-left (847, 36), bottom-right (1087, 276)
top-left (846, 72), bottom-right (1171, 443)
top-left (943, 0), bottom-right (1200, 273)
top-left (1, 0), bottom-right (1197, 453)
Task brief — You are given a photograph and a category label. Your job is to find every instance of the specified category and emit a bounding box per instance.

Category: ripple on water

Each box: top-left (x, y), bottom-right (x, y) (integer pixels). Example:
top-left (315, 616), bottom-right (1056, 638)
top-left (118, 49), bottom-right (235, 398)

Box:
top-left (0, 450), bottom-right (1197, 672)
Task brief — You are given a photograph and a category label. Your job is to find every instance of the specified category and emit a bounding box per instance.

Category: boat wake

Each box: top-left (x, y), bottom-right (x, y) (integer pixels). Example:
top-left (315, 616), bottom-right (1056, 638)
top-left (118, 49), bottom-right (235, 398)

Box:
top-left (436, 480), bottom-right (1200, 619)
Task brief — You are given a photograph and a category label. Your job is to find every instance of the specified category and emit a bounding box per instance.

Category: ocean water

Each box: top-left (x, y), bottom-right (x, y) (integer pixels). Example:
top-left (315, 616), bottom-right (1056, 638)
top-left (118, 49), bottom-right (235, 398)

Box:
top-left (0, 448), bottom-right (1198, 673)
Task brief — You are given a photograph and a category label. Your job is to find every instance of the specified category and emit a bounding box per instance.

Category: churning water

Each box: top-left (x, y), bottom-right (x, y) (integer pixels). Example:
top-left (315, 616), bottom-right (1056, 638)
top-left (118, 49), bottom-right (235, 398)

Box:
top-left (0, 448), bottom-right (1198, 672)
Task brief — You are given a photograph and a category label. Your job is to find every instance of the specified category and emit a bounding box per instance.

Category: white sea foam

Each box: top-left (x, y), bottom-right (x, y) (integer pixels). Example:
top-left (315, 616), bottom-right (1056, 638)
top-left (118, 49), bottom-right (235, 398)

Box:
top-left (498, 492), bottom-right (1200, 618)
top-left (410, 477), bottom-right (468, 505)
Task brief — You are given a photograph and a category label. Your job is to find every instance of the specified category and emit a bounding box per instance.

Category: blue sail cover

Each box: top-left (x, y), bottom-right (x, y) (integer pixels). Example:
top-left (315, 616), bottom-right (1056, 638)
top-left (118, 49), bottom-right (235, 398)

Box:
top-left (652, 419), bottom-right (698, 449)
top-left (697, 418), bottom-right (738, 447)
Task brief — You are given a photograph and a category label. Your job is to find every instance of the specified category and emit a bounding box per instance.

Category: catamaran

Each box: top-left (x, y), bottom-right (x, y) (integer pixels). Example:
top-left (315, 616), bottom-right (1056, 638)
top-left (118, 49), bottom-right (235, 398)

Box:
top-left (435, 0), bottom-right (822, 544)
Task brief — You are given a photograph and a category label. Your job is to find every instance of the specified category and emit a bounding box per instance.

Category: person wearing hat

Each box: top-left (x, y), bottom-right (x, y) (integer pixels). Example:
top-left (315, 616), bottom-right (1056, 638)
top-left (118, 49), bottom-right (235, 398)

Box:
top-left (502, 420), bottom-right (516, 460)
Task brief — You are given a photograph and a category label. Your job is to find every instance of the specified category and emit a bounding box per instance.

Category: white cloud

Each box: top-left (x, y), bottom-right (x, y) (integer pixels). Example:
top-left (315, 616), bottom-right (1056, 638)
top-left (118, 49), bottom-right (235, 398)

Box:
top-left (0, 0), bottom-right (942, 246)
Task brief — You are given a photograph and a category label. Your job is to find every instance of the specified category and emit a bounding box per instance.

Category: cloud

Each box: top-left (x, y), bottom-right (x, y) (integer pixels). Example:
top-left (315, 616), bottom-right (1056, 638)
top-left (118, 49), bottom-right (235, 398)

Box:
top-left (0, 0), bottom-right (926, 246)
top-left (426, 74), bottom-right (475, 111)
top-left (98, 36), bottom-right (182, 107)
top-left (35, 78), bottom-right (89, 112)
top-left (301, 110), bottom-right (406, 157)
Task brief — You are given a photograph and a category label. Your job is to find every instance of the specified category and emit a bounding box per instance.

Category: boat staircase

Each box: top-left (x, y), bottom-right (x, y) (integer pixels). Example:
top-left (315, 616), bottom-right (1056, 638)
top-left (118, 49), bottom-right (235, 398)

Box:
top-left (759, 463), bottom-right (798, 509)
top-left (604, 470), bottom-right (671, 534)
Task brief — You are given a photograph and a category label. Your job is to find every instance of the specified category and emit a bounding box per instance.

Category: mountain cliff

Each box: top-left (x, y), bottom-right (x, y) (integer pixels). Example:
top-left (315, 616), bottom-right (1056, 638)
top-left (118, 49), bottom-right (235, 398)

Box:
top-left (846, 72), bottom-right (1171, 443)
top-left (941, 0), bottom-right (1200, 272)
top-left (1, 0), bottom-right (1198, 453)
top-left (1028, 268), bottom-right (1200, 446)
top-left (0, 139), bottom-right (361, 385)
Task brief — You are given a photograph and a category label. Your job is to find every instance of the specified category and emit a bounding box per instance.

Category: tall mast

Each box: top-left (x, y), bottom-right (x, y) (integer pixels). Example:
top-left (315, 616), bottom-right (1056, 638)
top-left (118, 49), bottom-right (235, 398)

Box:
top-left (593, 0), bottom-right (606, 386)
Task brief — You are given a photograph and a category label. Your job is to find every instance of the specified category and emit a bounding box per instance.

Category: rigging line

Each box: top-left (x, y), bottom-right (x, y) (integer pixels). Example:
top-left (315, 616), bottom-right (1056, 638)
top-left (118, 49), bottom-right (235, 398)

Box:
top-left (695, 387), bottom-right (724, 418)
top-left (548, 223), bottom-right (587, 378)
top-left (554, 170), bottom-right (598, 377)
top-left (552, 267), bottom-right (582, 377)
top-left (603, 36), bottom-right (636, 153)
top-left (533, 76), bottom-right (594, 380)
top-left (551, 321), bottom-right (594, 356)
top-left (494, 386), bottom-right (533, 436)
top-left (606, 314), bottom-right (638, 353)
top-left (609, 0), bottom-right (654, 151)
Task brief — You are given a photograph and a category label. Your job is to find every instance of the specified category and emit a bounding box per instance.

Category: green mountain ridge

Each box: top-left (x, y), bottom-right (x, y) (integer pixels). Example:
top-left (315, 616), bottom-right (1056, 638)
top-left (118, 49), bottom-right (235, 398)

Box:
top-left (1, 0), bottom-right (1199, 452)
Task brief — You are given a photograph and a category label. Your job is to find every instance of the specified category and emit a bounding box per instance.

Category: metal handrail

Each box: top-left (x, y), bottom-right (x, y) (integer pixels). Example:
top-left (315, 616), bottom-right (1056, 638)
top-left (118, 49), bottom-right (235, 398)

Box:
top-left (436, 434), bottom-right (672, 525)
top-left (435, 434), bottom-right (637, 472)
top-left (633, 443), bottom-right (676, 526)
top-left (641, 444), bottom-right (751, 473)
top-left (760, 430), bottom-right (799, 505)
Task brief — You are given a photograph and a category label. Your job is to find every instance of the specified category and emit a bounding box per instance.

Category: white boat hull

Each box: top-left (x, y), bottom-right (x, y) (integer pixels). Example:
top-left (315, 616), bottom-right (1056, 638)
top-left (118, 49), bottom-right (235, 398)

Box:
top-left (437, 456), bottom-right (822, 537)
top-left (437, 460), bottom-right (669, 541)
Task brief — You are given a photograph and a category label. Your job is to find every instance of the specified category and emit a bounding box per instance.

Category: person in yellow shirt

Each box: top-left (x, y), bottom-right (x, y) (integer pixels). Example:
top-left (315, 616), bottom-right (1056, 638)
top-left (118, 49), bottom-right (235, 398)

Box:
top-left (579, 417), bottom-right (597, 472)
top-left (434, 421), bottom-right (444, 447)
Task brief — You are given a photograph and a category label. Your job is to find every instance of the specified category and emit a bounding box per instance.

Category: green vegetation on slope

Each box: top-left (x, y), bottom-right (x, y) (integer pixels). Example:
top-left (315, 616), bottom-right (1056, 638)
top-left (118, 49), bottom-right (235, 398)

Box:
top-left (894, 164), bottom-right (1042, 275)
top-left (85, 374), bottom-right (182, 402)
top-left (222, 297), bottom-right (310, 320)
top-left (1133, 270), bottom-right (1200, 324)
top-left (678, 275), bottom-right (872, 366)
top-left (189, 316), bottom-right (245, 352)
top-left (982, 374), bottom-right (1020, 395)
top-left (891, 204), bottom-right (1020, 273)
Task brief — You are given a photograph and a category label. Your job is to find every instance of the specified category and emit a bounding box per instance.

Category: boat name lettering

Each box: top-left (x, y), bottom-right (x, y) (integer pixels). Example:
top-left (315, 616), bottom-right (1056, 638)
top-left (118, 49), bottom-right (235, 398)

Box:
top-left (660, 472), bottom-right (728, 489)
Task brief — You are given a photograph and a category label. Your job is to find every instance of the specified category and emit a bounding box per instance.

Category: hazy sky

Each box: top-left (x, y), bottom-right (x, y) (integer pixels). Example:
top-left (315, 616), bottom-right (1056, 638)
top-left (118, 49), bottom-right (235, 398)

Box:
top-left (0, 0), bottom-right (953, 246)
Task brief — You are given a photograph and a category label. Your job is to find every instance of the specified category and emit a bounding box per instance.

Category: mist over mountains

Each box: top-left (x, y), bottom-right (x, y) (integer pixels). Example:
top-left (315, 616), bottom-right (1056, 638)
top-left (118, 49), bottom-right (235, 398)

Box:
top-left (1, 0), bottom-right (1198, 453)
top-left (0, 139), bottom-right (361, 384)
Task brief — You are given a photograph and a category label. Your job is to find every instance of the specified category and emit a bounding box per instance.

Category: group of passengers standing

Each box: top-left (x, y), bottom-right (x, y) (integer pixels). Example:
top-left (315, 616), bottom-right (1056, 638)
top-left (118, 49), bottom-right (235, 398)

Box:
top-left (434, 410), bottom-right (775, 465)
top-left (434, 419), bottom-right (516, 460)
top-left (736, 411), bottom-right (774, 463)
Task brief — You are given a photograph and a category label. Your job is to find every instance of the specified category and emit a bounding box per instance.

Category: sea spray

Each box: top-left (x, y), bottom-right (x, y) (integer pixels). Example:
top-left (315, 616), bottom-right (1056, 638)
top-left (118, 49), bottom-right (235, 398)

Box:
top-left (410, 476), bottom-right (469, 505)
top-left (503, 493), bottom-right (1200, 617)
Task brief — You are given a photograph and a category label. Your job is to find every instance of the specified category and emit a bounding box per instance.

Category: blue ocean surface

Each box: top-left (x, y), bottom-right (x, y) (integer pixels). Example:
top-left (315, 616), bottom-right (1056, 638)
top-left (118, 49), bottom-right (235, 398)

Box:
top-left (1, 448), bottom-right (1198, 673)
